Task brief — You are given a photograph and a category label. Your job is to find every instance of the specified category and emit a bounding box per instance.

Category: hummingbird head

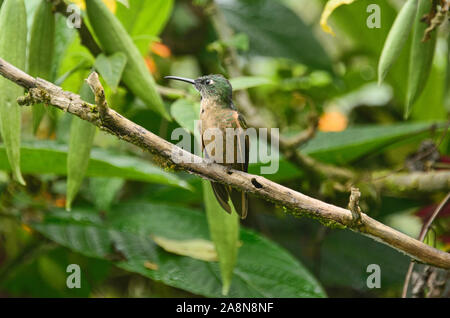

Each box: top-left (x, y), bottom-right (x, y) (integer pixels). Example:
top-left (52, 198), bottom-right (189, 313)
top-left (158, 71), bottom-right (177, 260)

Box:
top-left (165, 74), bottom-right (232, 103)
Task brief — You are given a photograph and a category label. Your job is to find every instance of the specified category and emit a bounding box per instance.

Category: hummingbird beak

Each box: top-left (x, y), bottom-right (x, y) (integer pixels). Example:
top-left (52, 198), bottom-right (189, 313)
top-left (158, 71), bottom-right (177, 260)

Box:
top-left (164, 76), bottom-right (196, 85)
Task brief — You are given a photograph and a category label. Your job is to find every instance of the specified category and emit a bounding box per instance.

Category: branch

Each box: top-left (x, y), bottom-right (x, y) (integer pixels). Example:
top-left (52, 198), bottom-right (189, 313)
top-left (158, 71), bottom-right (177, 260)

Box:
top-left (1, 58), bottom-right (449, 269)
top-left (375, 171), bottom-right (450, 194)
top-left (348, 187), bottom-right (363, 226)
top-left (86, 72), bottom-right (108, 119)
top-left (402, 192), bottom-right (450, 297)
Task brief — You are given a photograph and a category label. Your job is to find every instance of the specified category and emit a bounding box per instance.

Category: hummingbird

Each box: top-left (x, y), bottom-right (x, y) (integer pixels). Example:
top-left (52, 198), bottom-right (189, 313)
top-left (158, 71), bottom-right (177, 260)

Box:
top-left (165, 74), bottom-right (249, 219)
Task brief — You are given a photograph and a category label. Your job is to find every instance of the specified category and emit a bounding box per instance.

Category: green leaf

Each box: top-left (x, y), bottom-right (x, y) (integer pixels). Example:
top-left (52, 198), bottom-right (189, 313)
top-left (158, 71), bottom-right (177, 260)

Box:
top-left (446, 36), bottom-right (450, 112)
top-left (320, 230), bottom-right (409, 290)
top-left (28, 0), bottom-right (55, 132)
top-left (218, 0), bottom-right (332, 71)
top-left (0, 0), bottom-right (27, 185)
top-left (31, 203), bottom-right (325, 297)
top-left (302, 122), bottom-right (440, 164)
top-left (405, 0), bottom-right (437, 118)
top-left (410, 41), bottom-right (447, 121)
top-left (52, 13), bottom-right (77, 83)
top-left (230, 76), bottom-right (273, 91)
top-left (170, 98), bottom-right (199, 134)
top-left (318, 0), bottom-right (411, 103)
top-left (87, 177), bottom-right (125, 212)
top-left (378, 0), bottom-right (418, 85)
top-left (320, 0), bottom-right (397, 55)
top-left (57, 34), bottom-right (94, 93)
top-left (224, 33), bottom-right (249, 52)
top-left (203, 180), bottom-right (239, 295)
top-left (66, 83), bottom-right (97, 211)
top-left (86, 0), bottom-right (170, 120)
top-left (0, 140), bottom-right (189, 189)
top-left (116, 0), bottom-right (174, 54)
top-left (1, 247), bottom-right (108, 297)
top-left (94, 53), bottom-right (127, 91)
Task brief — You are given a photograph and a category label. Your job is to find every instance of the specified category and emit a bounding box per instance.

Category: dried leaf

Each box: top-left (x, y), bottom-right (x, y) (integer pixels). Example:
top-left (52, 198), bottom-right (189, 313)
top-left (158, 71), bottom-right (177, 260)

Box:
top-left (143, 261), bottom-right (159, 270)
top-left (151, 235), bottom-right (218, 262)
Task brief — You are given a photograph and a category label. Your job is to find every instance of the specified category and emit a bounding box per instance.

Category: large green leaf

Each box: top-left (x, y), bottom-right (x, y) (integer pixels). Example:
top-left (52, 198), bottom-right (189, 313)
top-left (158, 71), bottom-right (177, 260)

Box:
top-left (319, 230), bottom-right (409, 290)
top-left (66, 83), bottom-right (97, 210)
top-left (446, 36), bottom-right (450, 112)
top-left (87, 177), bottom-right (125, 212)
top-left (170, 98), bottom-right (199, 135)
top-left (52, 13), bottom-right (77, 83)
top-left (116, 0), bottom-right (174, 54)
top-left (86, 0), bottom-right (169, 120)
top-left (319, 0), bottom-right (397, 57)
top-left (377, 0), bottom-right (418, 85)
top-left (0, 0), bottom-right (27, 185)
top-left (405, 0), bottom-right (437, 118)
top-left (0, 141), bottom-right (189, 189)
top-left (319, 0), bottom-right (411, 103)
top-left (31, 203), bottom-right (325, 298)
top-left (203, 180), bottom-right (239, 295)
top-left (410, 45), bottom-right (447, 121)
top-left (28, 0), bottom-right (55, 132)
top-left (94, 53), bottom-right (127, 91)
top-left (218, 0), bottom-right (332, 71)
top-left (1, 247), bottom-right (111, 297)
top-left (301, 122), bottom-right (440, 164)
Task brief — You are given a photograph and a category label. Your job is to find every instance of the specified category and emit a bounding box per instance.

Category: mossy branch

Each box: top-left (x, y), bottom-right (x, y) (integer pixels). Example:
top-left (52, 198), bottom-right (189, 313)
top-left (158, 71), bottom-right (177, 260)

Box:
top-left (0, 57), bottom-right (450, 269)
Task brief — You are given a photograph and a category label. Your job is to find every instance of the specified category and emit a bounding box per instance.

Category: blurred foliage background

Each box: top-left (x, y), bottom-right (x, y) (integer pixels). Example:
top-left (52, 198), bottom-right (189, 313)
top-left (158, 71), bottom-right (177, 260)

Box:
top-left (0, 0), bottom-right (449, 298)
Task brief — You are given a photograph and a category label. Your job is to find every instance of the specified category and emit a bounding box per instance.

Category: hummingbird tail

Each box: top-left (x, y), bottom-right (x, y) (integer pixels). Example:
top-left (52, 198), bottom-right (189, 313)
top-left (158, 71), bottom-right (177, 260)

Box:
top-left (210, 182), bottom-right (248, 219)
top-left (211, 182), bottom-right (231, 214)
top-left (230, 189), bottom-right (248, 219)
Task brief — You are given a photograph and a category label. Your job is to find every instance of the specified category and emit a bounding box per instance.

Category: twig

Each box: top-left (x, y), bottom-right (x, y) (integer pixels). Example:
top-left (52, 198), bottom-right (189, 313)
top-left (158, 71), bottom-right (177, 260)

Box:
top-left (285, 150), bottom-right (356, 180)
top-left (402, 192), bottom-right (450, 297)
top-left (1, 58), bottom-right (450, 269)
top-left (376, 170), bottom-right (450, 194)
top-left (86, 72), bottom-right (108, 120)
top-left (280, 115), bottom-right (319, 149)
top-left (348, 187), bottom-right (363, 226)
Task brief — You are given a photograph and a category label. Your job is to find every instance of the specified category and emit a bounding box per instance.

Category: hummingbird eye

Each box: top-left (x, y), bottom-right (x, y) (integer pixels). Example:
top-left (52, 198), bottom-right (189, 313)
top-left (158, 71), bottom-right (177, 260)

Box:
top-left (205, 79), bottom-right (214, 85)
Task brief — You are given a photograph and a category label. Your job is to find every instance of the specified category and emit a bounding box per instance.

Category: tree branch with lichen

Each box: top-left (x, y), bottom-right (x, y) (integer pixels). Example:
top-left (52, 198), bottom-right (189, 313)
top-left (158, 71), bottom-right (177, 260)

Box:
top-left (1, 57), bottom-right (449, 269)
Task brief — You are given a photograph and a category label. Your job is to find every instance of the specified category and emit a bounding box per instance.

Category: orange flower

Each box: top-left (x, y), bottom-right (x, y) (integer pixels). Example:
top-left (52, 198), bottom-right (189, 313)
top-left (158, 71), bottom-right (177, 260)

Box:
top-left (318, 111), bottom-right (348, 132)
top-left (21, 224), bottom-right (33, 234)
top-left (151, 42), bottom-right (171, 58)
top-left (145, 56), bottom-right (157, 74)
top-left (54, 197), bottom-right (66, 208)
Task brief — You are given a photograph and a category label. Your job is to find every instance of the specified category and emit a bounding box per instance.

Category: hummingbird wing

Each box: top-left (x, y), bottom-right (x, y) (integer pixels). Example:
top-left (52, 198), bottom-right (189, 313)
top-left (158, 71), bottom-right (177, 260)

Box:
top-left (229, 112), bottom-right (249, 219)
top-left (202, 130), bottom-right (232, 214)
